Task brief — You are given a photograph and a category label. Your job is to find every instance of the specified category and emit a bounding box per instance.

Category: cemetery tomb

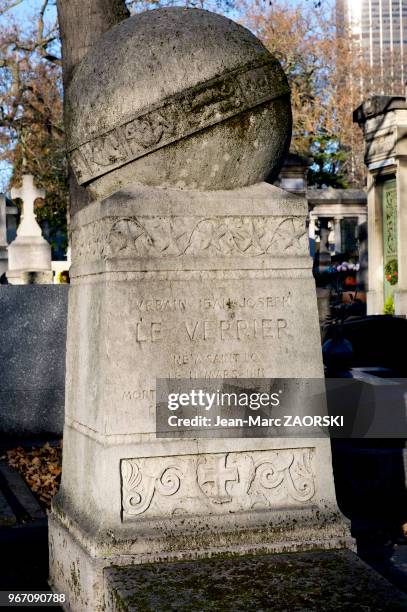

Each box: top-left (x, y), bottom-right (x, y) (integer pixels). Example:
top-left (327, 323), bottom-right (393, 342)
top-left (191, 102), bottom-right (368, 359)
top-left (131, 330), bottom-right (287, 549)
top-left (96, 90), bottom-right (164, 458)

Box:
top-left (0, 194), bottom-right (8, 277)
top-left (354, 96), bottom-right (407, 316)
top-left (48, 9), bottom-right (351, 610)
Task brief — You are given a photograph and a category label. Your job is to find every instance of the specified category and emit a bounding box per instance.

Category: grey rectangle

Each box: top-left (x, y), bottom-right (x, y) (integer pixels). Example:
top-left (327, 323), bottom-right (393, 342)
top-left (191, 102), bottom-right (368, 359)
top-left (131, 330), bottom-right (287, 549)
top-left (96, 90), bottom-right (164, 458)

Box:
top-left (156, 377), bottom-right (407, 438)
top-left (0, 286), bottom-right (68, 436)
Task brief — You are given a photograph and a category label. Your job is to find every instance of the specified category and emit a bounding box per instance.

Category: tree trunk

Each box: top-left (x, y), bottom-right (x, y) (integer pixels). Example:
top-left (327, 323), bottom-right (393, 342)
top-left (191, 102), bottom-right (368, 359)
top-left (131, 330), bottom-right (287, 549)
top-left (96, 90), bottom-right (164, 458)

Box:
top-left (57, 0), bottom-right (130, 216)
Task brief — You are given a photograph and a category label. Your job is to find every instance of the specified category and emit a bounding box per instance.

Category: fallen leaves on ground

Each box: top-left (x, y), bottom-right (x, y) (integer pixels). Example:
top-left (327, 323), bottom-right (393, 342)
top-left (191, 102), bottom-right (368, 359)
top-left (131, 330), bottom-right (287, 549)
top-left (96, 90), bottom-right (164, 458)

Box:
top-left (4, 441), bottom-right (62, 508)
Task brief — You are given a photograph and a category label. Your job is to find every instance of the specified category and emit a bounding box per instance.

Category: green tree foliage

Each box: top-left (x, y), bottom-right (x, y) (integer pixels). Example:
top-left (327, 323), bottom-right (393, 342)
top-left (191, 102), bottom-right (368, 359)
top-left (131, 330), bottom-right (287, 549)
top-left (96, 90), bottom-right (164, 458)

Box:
top-left (308, 134), bottom-right (349, 188)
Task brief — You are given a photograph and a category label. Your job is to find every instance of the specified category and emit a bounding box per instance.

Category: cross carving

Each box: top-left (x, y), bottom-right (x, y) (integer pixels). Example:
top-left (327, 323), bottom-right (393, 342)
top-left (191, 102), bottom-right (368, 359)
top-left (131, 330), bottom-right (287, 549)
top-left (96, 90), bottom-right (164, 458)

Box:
top-left (11, 175), bottom-right (45, 238)
top-left (197, 455), bottom-right (238, 503)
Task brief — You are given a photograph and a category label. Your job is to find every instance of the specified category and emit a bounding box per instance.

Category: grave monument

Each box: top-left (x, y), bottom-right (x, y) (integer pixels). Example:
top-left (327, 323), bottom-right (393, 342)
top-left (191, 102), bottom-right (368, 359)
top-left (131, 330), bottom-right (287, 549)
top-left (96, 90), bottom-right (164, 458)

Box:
top-left (7, 174), bottom-right (52, 284)
top-left (0, 194), bottom-right (8, 276)
top-left (49, 9), bottom-right (350, 610)
top-left (354, 96), bottom-right (407, 315)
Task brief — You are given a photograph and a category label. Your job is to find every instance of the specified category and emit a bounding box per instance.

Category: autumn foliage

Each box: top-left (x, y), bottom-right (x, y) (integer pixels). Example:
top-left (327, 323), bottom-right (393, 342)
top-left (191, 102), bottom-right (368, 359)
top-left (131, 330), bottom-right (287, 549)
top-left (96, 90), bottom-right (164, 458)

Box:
top-left (0, 0), bottom-right (392, 222)
top-left (240, 0), bottom-right (369, 187)
top-left (5, 442), bottom-right (62, 508)
top-left (0, 1), bottom-right (67, 237)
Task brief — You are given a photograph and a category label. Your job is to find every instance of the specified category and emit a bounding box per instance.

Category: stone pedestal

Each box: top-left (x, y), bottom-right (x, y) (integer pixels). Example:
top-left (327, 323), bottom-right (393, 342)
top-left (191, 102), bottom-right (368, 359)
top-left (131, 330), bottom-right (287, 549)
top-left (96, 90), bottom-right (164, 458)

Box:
top-left (7, 237), bottom-right (53, 284)
top-left (49, 183), bottom-right (350, 611)
top-left (102, 550), bottom-right (407, 611)
top-left (50, 9), bottom-right (351, 610)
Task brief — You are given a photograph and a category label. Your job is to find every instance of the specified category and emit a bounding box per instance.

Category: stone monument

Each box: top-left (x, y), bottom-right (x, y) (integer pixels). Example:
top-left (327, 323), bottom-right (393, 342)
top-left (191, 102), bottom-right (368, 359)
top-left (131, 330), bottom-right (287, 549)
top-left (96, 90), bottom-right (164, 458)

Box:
top-left (7, 174), bottom-right (52, 284)
top-left (0, 194), bottom-right (8, 276)
top-left (49, 9), bottom-right (349, 610)
top-left (354, 96), bottom-right (407, 315)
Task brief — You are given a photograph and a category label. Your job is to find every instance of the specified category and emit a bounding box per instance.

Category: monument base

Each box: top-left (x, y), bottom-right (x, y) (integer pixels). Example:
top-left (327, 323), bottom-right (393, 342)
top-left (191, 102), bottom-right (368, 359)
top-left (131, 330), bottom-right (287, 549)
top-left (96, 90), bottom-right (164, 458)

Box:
top-left (103, 550), bottom-right (407, 611)
top-left (51, 182), bottom-right (353, 611)
top-left (49, 499), bottom-right (352, 612)
top-left (6, 235), bottom-right (52, 284)
top-left (394, 290), bottom-right (407, 316)
top-left (367, 289), bottom-right (384, 315)
top-left (7, 269), bottom-right (53, 284)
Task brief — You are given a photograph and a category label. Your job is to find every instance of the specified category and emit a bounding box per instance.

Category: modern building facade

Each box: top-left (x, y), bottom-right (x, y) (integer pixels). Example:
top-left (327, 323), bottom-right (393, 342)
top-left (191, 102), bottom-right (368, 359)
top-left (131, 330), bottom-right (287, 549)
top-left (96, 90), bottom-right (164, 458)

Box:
top-left (337, 0), bottom-right (407, 95)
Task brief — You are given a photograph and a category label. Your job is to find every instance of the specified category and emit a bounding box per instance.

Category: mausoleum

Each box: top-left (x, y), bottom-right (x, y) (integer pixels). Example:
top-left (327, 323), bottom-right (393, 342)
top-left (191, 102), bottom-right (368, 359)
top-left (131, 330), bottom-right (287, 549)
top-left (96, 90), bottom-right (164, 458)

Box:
top-left (354, 95), bottom-right (407, 315)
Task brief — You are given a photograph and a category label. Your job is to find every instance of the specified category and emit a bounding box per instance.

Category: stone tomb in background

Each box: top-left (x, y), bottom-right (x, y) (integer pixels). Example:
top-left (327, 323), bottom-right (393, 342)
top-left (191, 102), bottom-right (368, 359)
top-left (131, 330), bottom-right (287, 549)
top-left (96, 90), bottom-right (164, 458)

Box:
top-left (7, 174), bottom-right (52, 285)
top-left (0, 193), bottom-right (8, 277)
top-left (49, 9), bottom-right (350, 610)
top-left (354, 96), bottom-right (407, 315)
top-left (0, 285), bottom-right (67, 437)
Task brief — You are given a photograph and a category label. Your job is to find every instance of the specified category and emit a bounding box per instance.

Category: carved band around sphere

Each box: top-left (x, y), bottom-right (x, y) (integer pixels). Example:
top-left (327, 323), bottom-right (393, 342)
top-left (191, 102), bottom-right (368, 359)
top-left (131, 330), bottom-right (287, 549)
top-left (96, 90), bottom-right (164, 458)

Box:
top-left (69, 58), bottom-right (290, 185)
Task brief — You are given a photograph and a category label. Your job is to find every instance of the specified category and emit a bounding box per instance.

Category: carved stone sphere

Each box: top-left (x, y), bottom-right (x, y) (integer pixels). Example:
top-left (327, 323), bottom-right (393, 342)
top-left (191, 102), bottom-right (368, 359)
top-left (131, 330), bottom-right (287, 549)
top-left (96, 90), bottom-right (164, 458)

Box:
top-left (66, 8), bottom-right (292, 199)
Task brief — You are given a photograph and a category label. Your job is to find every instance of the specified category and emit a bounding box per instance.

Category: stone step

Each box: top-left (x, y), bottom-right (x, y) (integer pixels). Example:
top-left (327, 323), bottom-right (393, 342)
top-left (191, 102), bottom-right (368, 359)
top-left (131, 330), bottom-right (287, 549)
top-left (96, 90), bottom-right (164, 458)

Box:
top-left (0, 458), bottom-right (52, 592)
top-left (105, 549), bottom-right (407, 611)
top-left (0, 459), bottom-right (45, 526)
top-left (0, 487), bottom-right (16, 527)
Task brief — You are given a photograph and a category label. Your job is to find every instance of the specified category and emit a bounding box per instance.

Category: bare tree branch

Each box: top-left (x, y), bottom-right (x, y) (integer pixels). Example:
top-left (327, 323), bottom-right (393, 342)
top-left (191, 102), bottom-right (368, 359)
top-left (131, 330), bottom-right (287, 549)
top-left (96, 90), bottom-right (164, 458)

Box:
top-left (37, 0), bottom-right (49, 44)
top-left (0, 0), bottom-right (24, 17)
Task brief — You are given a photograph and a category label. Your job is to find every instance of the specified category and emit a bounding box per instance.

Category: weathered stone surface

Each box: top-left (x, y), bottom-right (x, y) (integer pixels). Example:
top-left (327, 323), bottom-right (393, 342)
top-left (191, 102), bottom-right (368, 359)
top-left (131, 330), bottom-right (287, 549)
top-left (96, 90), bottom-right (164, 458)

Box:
top-left (49, 182), bottom-right (350, 611)
top-left (66, 8), bottom-right (291, 199)
top-left (0, 285), bottom-right (68, 436)
top-left (50, 9), bottom-right (346, 610)
top-left (105, 550), bottom-right (407, 611)
top-left (120, 448), bottom-right (317, 520)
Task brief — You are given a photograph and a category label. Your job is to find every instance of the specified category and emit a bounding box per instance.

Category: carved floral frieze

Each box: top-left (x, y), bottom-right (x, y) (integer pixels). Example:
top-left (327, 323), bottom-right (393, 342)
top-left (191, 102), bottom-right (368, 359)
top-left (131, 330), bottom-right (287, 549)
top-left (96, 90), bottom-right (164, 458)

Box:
top-left (71, 215), bottom-right (308, 263)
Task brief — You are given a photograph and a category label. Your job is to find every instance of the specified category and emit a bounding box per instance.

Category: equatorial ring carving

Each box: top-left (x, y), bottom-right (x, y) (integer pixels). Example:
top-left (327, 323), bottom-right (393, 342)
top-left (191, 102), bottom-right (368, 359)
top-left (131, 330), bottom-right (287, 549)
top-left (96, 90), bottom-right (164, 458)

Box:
top-left (69, 59), bottom-right (290, 185)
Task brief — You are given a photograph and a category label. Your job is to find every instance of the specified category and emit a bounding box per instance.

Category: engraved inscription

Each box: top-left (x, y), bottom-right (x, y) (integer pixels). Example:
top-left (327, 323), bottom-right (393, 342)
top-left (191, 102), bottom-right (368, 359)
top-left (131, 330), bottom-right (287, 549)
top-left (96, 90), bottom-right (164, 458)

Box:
top-left (170, 352), bottom-right (261, 366)
top-left (121, 448), bottom-right (316, 519)
top-left (200, 294), bottom-right (292, 310)
top-left (168, 351), bottom-right (265, 378)
top-left (183, 318), bottom-right (289, 341)
top-left (121, 389), bottom-right (155, 401)
top-left (70, 59), bottom-right (290, 184)
top-left (125, 294), bottom-right (292, 312)
top-left (128, 318), bottom-right (289, 344)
